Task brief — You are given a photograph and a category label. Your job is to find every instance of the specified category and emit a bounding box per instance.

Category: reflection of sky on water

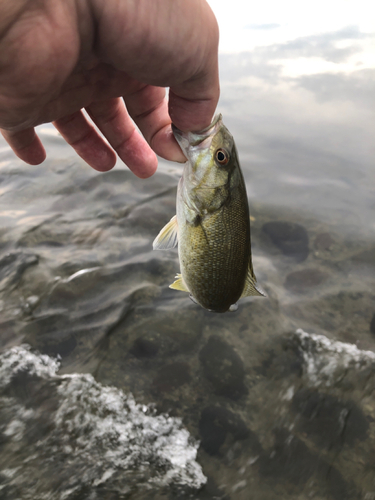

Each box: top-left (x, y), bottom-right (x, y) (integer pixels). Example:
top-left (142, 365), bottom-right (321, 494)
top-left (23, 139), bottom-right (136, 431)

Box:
top-left (206, 1), bottom-right (375, 237)
top-left (208, 0), bottom-right (375, 60)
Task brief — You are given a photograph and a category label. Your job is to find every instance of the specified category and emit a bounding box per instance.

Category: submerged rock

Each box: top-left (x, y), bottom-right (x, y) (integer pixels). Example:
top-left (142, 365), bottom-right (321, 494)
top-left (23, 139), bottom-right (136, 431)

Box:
top-left (292, 388), bottom-right (368, 447)
top-left (262, 221), bottom-right (309, 262)
top-left (0, 345), bottom-right (206, 498)
top-left (294, 328), bottom-right (375, 388)
top-left (198, 406), bottom-right (249, 455)
top-left (199, 336), bottom-right (247, 399)
top-left (258, 428), bottom-right (355, 500)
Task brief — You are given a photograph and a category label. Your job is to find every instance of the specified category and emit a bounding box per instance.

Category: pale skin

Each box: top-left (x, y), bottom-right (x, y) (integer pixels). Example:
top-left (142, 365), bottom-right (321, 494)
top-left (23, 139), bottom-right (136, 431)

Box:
top-left (0, 0), bottom-right (220, 178)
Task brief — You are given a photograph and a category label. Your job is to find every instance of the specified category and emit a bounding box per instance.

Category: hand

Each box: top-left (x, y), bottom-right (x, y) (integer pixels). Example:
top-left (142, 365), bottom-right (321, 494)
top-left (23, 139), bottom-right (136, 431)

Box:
top-left (0, 0), bottom-right (219, 177)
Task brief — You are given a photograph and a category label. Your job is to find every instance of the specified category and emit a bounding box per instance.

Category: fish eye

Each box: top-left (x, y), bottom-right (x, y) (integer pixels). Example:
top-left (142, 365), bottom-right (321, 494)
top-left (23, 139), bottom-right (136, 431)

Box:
top-left (215, 148), bottom-right (229, 166)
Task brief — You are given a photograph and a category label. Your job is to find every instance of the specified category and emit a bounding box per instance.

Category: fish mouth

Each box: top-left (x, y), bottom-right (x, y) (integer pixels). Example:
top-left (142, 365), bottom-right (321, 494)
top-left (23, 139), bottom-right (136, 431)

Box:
top-left (191, 113), bottom-right (222, 136)
top-left (172, 114), bottom-right (223, 155)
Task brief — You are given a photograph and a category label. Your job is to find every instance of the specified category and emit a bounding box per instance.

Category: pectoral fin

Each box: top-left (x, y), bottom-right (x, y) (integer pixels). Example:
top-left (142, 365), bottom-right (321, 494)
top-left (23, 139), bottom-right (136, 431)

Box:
top-left (169, 273), bottom-right (189, 292)
top-left (241, 260), bottom-right (266, 297)
top-left (153, 215), bottom-right (178, 250)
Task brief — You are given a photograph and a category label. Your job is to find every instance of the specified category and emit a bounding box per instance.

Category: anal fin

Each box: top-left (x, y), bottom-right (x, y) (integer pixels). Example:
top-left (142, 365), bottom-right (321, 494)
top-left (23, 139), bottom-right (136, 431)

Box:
top-left (169, 273), bottom-right (189, 292)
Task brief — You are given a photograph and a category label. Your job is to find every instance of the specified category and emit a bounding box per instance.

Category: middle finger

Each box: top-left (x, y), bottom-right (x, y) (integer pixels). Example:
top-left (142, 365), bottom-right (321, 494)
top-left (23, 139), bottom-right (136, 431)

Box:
top-left (87, 97), bottom-right (158, 178)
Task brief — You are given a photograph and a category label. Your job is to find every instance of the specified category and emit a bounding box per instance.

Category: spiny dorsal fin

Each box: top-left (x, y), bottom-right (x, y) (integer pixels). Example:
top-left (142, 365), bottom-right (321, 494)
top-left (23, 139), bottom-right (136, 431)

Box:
top-left (169, 273), bottom-right (189, 292)
top-left (153, 215), bottom-right (178, 250)
top-left (241, 260), bottom-right (266, 298)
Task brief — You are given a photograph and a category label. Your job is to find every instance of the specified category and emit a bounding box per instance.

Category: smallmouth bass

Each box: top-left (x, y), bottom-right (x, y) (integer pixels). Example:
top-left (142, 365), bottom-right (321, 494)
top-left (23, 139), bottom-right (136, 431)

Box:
top-left (153, 114), bottom-right (264, 312)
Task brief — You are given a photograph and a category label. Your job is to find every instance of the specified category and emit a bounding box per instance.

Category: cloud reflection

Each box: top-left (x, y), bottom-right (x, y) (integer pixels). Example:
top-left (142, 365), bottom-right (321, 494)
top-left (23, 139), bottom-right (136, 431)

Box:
top-left (294, 68), bottom-right (375, 106)
top-left (217, 23), bottom-right (374, 222)
top-left (219, 25), bottom-right (375, 87)
top-left (264, 25), bottom-right (369, 63)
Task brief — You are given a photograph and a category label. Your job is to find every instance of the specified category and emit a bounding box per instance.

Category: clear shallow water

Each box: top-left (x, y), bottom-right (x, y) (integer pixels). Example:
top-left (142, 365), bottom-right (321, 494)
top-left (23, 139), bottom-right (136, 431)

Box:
top-left (1, 25), bottom-right (375, 500)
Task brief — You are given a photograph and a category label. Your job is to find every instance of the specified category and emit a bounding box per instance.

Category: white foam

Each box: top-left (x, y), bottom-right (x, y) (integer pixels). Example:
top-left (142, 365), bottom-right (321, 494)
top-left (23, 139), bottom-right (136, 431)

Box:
top-left (0, 345), bottom-right (206, 496)
top-left (295, 328), bottom-right (375, 386)
top-left (54, 373), bottom-right (206, 488)
top-left (0, 344), bottom-right (60, 388)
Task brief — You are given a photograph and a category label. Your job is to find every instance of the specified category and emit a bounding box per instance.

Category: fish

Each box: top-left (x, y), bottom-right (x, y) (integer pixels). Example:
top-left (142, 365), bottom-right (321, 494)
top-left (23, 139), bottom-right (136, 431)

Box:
top-left (153, 114), bottom-right (264, 313)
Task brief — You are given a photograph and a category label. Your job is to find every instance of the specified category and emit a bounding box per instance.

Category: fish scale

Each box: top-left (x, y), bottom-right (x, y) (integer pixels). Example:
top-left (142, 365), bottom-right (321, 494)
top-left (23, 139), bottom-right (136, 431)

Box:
top-left (179, 196), bottom-right (250, 312)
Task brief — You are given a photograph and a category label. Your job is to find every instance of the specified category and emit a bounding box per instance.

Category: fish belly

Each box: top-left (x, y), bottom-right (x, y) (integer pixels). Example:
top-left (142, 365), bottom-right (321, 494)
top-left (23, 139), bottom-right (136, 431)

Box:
top-left (179, 204), bottom-right (250, 313)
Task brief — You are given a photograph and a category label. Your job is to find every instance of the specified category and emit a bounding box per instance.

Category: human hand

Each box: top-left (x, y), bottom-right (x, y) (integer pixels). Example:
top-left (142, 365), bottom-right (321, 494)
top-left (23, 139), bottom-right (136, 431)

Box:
top-left (0, 0), bottom-right (219, 177)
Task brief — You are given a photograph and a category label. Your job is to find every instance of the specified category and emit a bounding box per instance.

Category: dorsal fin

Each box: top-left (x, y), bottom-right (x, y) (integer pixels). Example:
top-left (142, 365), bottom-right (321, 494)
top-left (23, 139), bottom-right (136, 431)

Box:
top-left (153, 215), bottom-right (178, 250)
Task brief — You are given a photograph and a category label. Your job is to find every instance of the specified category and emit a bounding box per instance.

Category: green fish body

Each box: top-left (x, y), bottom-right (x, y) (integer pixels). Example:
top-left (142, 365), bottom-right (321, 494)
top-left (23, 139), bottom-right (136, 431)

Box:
top-left (153, 114), bottom-right (263, 313)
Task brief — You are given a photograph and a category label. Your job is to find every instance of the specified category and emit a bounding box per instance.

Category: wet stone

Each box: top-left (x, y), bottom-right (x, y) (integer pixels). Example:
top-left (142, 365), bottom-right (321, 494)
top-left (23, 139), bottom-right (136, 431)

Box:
top-left (262, 221), bottom-right (309, 262)
top-left (0, 344), bottom-right (207, 496)
top-left (152, 362), bottom-right (191, 393)
top-left (292, 389), bottom-right (369, 447)
top-left (370, 313), bottom-right (375, 334)
top-left (198, 406), bottom-right (249, 455)
top-left (199, 335), bottom-right (247, 399)
top-left (284, 268), bottom-right (328, 293)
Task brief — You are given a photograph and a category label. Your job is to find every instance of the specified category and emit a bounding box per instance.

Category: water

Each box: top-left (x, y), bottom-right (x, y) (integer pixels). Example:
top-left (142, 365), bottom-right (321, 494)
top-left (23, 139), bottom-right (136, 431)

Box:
top-left (1, 20), bottom-right (375, 500)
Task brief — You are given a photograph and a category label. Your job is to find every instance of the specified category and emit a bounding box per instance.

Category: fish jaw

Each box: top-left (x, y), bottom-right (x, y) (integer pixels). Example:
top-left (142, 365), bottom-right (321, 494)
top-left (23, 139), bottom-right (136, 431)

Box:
top-left (173, 114), bottom-right (236, 206)
top-left (172, 114), bottom-right (223, 160)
